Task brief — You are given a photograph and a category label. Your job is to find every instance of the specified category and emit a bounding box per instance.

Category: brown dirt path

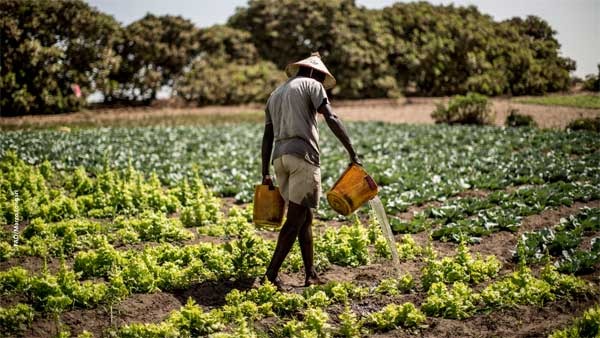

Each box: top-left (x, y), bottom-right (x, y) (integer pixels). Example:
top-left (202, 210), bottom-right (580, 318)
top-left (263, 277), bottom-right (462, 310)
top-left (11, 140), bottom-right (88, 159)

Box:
top-left (2, 97), bottom-right (598, 130)
top-left (332, 97), bottom-right (600, 129)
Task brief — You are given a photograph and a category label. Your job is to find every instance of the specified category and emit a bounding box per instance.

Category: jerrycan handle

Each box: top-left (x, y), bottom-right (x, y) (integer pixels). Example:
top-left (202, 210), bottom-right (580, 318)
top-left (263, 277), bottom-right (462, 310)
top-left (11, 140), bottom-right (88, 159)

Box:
top-left (267, 183), bottom-right (275, 191)
top-left (364, 175), bottom-right (377, 190)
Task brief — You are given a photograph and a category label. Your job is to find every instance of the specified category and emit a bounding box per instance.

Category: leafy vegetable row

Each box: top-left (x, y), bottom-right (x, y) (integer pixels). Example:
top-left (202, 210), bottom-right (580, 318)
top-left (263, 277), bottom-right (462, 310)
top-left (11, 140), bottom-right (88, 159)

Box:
top-left (2, 122), bottom-right (598, 214)
top-left (513, 207), bottom-right (600, 274)
top-left (390, 181), bottom-right (599, 242)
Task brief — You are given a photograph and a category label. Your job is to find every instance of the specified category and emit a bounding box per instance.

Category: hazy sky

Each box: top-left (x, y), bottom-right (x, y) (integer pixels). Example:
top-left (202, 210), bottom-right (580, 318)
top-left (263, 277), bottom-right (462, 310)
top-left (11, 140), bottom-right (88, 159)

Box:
top-left (87, 0), bottom-right (599, 77)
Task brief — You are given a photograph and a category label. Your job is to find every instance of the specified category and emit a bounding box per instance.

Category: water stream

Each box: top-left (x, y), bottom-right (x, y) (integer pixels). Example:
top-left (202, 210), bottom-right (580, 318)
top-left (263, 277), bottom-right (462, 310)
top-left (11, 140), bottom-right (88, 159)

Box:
top-left (368, 196), bottom-right (401, 272)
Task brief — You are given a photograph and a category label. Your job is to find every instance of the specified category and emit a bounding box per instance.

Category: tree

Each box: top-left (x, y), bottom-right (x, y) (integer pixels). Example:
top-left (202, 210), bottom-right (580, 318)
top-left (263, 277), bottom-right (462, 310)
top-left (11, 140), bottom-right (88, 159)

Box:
top-left (503, 16), bottom-right (575, 95)
top-left (175, 25), bottom-right (284, 105)
top-left (0, 0), bottom-right (121, 115)
top-left (229, 0), bottom-right (401, 99)
top-left (106, 14), bottom-right (200, 103)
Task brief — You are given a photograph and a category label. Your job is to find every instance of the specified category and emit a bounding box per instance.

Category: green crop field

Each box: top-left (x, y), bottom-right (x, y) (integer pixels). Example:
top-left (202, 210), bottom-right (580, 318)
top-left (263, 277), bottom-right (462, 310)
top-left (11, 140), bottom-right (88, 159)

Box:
top-left (1, 122), bottom-right (599, 338)
top-left (515, 94), bottom-right (600, 109)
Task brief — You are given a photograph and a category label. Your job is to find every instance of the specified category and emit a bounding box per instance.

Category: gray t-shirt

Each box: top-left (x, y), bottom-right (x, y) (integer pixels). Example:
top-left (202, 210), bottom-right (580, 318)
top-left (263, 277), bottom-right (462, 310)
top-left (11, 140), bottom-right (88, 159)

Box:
top-left (265, 76), bottom-right (329, 166)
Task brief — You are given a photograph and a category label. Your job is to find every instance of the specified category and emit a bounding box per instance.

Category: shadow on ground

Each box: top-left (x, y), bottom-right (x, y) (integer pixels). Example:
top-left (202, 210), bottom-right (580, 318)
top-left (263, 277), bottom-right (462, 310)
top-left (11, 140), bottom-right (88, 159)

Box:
top-left (172, 277), bottom-right (257, 307)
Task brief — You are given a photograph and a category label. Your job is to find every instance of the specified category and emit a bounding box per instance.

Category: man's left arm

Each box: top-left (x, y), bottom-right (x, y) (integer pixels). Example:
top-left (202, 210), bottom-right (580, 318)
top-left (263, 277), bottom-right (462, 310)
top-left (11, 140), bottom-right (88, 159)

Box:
top-left (319, 102), bottom-right (361, 165)
top-left (261, 118), bottom-right (274, 186)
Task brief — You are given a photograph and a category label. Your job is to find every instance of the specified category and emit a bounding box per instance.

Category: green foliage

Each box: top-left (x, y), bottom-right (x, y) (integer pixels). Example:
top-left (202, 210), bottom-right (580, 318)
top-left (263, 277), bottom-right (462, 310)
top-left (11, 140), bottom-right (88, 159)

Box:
top-left (0, 241), bottom-right (13, 261)
top-left (505, 109), bottom-right (537, 128)
top-left (3, 0), bottom-right (577, 114)
top-left (429, 182), bottom-right (600, 243)
top-left (478, 264), bottom-right (588, 308)
top-left (176, 58), bottom-right (284, 105)
top-left (180, 194), bottom-right (222, 228)
top-left (74, 237), bottom-right (123, 278)
top-left (336, 307), bottom-right (362, 337)
top-left (114, 211), bottom-right (192, 242)
top-left (303, 281), bottom-right (368, 305)
top-left (0, 267), bottom-right (29, 293)
top-left (514, 207), bottom-right (600, 273)
top-left (76, 331), bottom-right (95, 338)
top-left (431, 93), bottom-right (494, 125)
top-left (316, 222), bottom-right (370, 267)
top-left (3, 121), bottom-right (599, 212)
top-left (548, 304), bottom-right (600, 338)
top-left (421, 282), bottom-right (480, 319)
top-left (224, 234), bottom-right (272, 278)
top-left (0, 303), bottom-right (35, 336)
top-left (167, 298), bottom-right (224, 336)
top-left (175, 25), bottom-right (284, 105)
top-left (366, 302), bottom-right (426, 330)
top-left (421, 241), bottom-right (501, 290)
top-left (0, 0), bottom-right (121, 115)
top-left (370, 213), bottom-right (423, 261)
top-left (284, 307), bottom-right (332, 338)
top-left (374, 275), bottom-right (414, 296)
top-left (112, 322), bottom-right (180, 338)
top-left (106, 14), bottom-right (199, 103)
top-left (231, 1), bottom-right (573, 98)
top-left (566, 116), bottom-right (600, 132)
top-left (581, 64), bottom-right (600, 92)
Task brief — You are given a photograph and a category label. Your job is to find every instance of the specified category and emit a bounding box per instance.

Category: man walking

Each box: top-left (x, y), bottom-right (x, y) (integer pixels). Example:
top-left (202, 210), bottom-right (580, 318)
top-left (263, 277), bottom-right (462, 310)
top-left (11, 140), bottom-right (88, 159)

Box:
top-left (261, 52), bottom-right (361, 289)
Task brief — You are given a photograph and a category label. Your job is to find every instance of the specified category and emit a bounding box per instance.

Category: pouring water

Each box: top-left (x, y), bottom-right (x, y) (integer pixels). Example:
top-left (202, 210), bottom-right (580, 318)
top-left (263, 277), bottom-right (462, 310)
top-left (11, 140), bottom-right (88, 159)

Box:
top-left (368, 196), bottom-right (401, 273)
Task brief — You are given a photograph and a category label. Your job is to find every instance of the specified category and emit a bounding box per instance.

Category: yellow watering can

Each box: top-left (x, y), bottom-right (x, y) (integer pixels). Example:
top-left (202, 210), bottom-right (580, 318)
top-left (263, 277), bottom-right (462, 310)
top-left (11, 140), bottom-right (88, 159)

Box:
top-left (253, 184), bottom-right (285, 228)
top-left (327, 163), bottom-right (379, 216)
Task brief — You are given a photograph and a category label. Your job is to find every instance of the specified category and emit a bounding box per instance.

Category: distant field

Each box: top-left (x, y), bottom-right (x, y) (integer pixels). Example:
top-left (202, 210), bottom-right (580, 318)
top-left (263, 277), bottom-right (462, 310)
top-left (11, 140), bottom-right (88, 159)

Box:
top-left (0, 109), bottom-right (263, 131)
top-left (514, 94), bottom-right (600, 109)
top-left (2, 97), bottom-right (600, 131)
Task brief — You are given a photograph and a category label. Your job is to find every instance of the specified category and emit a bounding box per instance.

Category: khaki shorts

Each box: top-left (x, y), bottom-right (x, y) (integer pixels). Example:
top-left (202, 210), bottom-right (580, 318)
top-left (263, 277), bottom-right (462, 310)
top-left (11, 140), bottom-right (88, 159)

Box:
top-left (273, 154), bottom-right (321, 209)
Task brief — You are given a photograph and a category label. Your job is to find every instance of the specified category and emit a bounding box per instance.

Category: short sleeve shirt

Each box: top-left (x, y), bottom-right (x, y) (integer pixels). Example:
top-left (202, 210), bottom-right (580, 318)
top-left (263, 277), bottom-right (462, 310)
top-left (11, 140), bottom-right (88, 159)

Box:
top-left (265, 76), bottom-right (329, 166)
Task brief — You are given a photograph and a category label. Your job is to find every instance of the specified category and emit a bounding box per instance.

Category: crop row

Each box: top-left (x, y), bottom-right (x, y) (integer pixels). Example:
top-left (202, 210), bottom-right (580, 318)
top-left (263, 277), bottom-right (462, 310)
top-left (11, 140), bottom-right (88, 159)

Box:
top-left (514, 207), bottom-right (600, 274)
top-left (1, 258), bottom-right (594, 338)
top-left (389, 180), bottom-right (600, 242)
top-left (0, 151), bottom-right (222, 226)
top-left (1, 123), bottom-right (598, 213)
top-left (548, 304), bottom-right (600, 338)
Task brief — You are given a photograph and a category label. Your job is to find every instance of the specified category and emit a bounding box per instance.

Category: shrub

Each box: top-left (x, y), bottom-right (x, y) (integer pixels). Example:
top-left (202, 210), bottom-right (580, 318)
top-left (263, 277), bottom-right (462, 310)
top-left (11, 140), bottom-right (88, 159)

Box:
top-left (566, 117), bottom-right (600, 133)
top-left (505, 109), bottom-right (537, 127)
top-left (581, 64), bottom-right (600, 92)
top-left (431, 93), bottom-right (494, 125)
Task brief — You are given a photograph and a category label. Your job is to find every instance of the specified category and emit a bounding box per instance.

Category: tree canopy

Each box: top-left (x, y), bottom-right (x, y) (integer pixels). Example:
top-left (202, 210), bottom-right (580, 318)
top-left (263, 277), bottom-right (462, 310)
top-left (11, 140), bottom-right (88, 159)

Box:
top-left (1, 0), bottom-right (121, 115)
top-left (0, 0), bottom-right (583, 115)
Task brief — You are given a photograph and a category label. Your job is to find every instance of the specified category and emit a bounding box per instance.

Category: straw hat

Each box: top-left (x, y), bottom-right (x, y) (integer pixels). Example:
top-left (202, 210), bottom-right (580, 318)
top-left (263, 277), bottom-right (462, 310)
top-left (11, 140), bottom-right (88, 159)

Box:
top-left (285, 52), bottom-right (336, 89)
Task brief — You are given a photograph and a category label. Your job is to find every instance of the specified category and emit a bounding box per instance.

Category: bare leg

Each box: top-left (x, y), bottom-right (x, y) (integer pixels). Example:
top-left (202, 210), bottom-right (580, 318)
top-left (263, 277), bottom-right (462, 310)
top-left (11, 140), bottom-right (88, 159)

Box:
top-left (265, 202), bottom-right (308, 285)
top-left (298, 208), bottom-right (319, 286)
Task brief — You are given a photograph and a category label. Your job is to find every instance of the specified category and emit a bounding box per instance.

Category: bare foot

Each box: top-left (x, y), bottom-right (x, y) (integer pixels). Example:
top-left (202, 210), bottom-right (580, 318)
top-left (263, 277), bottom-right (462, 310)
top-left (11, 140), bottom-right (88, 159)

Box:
top-left (304, 272), bottom-right (326, 287)
top-left (262, 275), bottom-right (291, 292)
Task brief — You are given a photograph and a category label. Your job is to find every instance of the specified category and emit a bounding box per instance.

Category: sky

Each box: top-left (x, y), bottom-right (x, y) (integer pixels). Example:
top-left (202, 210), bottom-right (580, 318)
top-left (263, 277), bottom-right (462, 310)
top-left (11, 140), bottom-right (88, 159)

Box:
top-left (86, 0), bottom-right (599, 77)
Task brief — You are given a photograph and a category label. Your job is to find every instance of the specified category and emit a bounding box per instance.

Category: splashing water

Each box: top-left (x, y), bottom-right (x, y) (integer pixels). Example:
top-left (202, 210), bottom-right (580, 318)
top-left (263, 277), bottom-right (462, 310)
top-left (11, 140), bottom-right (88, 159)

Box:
top-left (369, 196), bottom-right (401, 272)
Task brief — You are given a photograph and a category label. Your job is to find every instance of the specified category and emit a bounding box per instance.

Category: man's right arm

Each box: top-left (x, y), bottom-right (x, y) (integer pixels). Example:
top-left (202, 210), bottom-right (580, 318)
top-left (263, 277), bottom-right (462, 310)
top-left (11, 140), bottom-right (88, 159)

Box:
top-left (261, 121), bottom-right (274, 185)
top-left (319, 102), bottom-right (361, 165)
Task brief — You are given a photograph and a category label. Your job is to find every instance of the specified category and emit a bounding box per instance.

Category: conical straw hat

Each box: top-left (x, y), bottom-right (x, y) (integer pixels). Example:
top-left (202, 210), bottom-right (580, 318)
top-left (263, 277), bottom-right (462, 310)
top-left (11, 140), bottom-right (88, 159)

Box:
top-left (285, 52), bottom-right (336, 89)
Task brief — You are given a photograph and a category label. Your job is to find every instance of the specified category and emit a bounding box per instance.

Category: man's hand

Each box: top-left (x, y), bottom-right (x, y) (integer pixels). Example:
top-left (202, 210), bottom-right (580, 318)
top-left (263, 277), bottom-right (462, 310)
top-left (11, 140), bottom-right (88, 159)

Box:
top-left (350, 154), bottom-right (363, 166)
top-left (262, 175), bottom-right (274, 188)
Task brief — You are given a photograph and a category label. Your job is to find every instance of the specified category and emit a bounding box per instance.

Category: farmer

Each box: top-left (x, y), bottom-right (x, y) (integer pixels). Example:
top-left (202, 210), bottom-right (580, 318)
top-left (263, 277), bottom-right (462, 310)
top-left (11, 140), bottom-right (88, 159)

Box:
top-left (261, 52), bottom-right (361, 289)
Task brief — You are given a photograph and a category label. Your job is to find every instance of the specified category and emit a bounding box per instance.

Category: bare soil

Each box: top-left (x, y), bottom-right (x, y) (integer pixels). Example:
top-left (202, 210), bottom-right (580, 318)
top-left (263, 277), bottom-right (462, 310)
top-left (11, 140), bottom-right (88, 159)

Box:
top-left (11, 197), bottom-right (599, 337)
top-left (331, 97), bottom-right (600, 129)
top-left (1, 97), bottom-right (598, 130)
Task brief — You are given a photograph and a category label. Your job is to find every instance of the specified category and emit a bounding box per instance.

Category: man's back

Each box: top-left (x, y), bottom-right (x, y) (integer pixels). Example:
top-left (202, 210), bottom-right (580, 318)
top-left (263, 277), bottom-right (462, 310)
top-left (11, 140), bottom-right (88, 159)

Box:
top-left (266, 76), bottom-right (328, 166)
